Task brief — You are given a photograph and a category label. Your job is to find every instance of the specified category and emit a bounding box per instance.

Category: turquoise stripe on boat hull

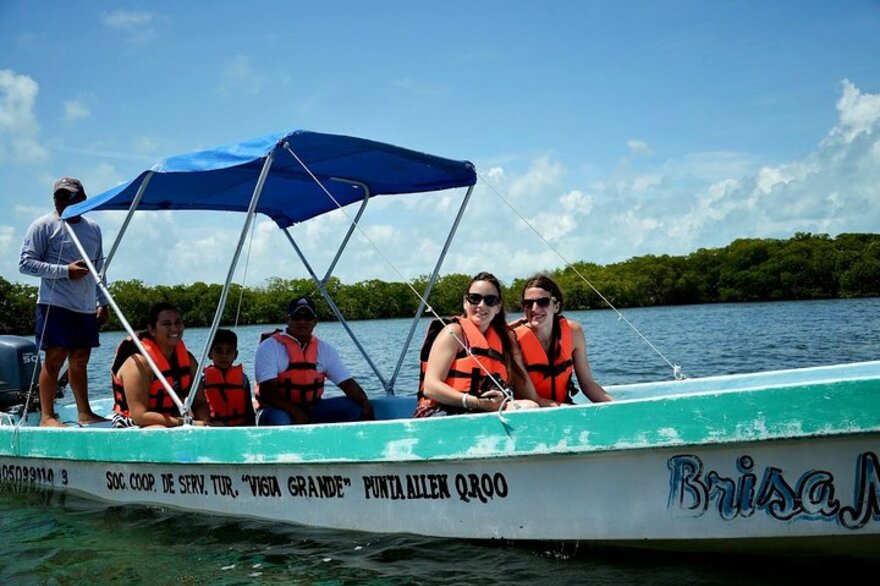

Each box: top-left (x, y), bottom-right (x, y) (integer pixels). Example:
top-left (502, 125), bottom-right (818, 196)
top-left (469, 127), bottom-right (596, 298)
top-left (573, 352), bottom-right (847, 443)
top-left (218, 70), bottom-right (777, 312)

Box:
top-left (2, 377), bottom-right (877, 465)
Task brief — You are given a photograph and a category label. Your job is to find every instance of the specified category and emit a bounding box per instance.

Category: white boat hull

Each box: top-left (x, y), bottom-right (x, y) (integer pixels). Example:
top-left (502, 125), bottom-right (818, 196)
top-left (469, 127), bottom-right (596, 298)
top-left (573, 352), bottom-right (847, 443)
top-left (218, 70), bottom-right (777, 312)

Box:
top-left (3, 361), bottom-right (880, 556)
top-left (3, 434), bottom-right (878, 555)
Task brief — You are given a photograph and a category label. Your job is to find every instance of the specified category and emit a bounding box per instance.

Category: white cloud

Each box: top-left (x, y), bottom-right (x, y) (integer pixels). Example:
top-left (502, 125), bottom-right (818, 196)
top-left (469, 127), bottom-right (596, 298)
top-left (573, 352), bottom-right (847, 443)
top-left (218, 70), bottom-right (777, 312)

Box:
top-left (560, 189), bottom-right (593, 214)
top-left (439, 80), bottom-right (880, 279)
top-left (0, 225), bottom-right (19, 281)
top-left (665, 178), bottom-right (739, 241)
top-left (508, 157), bottom-right (565, 201)
top-left (100, 10), bottom-right (158, 44)
top-left (9, 138), bottom-right (49, 162)
top-left (362, 224), bottom-right (394, 244)
top-left (302, 208), bottom-right (347, 241)
top-left (0, 69), bottom-right (48, 163)
top-left (220, 55), bottom-right (266, 96)
top-left (485, 166), bottom-right (505, 182)
top-left (829, 79), bottom-right (880, 143)
top-left (664, 151), bottom-right (758, 183)
top-left (624, 80), bottom-right (880, 259)
top-left (14, 204), bottom-right (46, 217)
top-left (627, 139), bottom-right (654, 156)
top-left (47, 81), bottom-right (879, 290)
top-left (754, 166), bottom-right (792, 195)
top-left (133, 136), bottom-right (162, 155)
top-left (631, 174), bottom-right (662, 193)
top-left (434, 194), bottom-right (453, 213)
top-left (15, 162), bottom-right (126, 214)
top-left (100, 10), bottom-right (154, 29)
top-left (174, 234), bottom-right (229, 276)
top-left (530, 211), bottom-right (578, 241)
top-left (618, 207), bottom-right (663, 245)
top-left (64, 99), bottom-right (91, 122)
top-left (0, 225), bottom-right (15, 255)
top-left (85, 162), bottom-right (126, 195)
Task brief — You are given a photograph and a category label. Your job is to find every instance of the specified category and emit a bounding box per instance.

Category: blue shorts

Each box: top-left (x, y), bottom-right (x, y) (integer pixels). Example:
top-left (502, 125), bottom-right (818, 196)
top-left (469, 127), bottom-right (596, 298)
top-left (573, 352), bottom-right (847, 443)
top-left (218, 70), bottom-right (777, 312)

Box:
top-left (257, 396), bottom-right (363, 426)
top-left (35, 304), bottom-right (100, 351)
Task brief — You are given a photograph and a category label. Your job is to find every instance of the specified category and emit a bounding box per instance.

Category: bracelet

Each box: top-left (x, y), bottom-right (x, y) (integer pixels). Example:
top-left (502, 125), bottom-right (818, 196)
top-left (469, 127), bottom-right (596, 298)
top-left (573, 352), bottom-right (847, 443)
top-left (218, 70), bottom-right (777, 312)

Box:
top-left (461, 393), bottom-right (470, 411)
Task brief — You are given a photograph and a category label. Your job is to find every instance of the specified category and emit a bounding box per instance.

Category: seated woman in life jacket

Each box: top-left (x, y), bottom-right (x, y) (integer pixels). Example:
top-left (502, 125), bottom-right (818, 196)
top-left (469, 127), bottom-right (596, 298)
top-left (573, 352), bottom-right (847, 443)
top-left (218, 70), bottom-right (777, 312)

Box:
top-left (198, 328), bottom-right (255, 426)
top-left (512, 274), bottom-right (613, 407)
top-left (111, 302), bottom-right (210, 428)
top-left (413, 271), bottom-right (540, 417)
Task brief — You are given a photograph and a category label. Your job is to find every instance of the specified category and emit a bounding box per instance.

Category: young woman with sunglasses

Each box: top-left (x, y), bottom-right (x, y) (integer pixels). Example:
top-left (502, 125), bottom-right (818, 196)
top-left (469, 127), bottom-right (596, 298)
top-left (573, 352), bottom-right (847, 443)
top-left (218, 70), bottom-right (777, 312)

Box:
top-left (414, 272), bottom-right (539, 417)
top-left (513, 274), bottom-right (613, 407)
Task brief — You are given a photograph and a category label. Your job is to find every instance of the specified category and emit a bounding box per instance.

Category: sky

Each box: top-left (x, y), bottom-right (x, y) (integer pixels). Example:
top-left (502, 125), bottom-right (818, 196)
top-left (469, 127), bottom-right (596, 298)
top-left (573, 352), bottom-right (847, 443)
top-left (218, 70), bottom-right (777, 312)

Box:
top-left (2, 1), bottom-right (879, 291)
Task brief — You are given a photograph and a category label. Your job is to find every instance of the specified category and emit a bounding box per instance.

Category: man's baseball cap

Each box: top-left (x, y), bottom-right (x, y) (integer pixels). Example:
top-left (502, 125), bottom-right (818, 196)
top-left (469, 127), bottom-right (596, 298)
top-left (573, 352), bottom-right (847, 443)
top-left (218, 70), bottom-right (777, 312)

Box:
top-left (287, 295), bottom-right (316, 317)
top-left (53, 177), bottom-right (86, 198)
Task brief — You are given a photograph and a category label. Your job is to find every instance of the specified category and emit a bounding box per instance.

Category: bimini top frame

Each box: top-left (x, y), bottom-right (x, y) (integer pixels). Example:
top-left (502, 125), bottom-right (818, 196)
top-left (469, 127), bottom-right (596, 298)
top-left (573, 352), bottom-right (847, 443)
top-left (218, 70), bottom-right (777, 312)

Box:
top-left (62, 130), bottom-right (477, 418)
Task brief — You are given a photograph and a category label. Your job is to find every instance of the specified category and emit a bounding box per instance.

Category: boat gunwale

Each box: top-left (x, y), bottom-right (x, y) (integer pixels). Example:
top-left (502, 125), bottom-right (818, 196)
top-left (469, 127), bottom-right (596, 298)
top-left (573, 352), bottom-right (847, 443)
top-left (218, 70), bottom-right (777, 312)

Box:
top-left (3, 375), bottom-right (878, 465)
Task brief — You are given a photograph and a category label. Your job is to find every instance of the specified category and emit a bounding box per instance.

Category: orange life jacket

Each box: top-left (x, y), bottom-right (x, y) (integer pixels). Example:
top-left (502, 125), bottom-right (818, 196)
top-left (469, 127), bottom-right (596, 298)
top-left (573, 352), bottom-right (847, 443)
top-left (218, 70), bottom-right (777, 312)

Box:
top-left (112, 336), bottom-right (192, 417)
top-left (261, 332), bottom-right (325, 407)
top-left (203, 364), bottom-right (253, 426)
top-left (414, 316), bottom-right (509, 417)
top-left (252, 329), bottom-right (282, 401)
top-left (515, 317), bottom-right (574, 404)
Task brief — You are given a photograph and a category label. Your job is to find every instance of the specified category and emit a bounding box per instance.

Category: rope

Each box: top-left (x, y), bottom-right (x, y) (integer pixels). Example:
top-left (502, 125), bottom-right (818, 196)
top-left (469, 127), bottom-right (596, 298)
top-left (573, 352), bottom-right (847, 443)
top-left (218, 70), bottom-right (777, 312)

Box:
top-left (283, 143), bottom-right (517, 411)
top-left (478, 172), bottom-right (687, 380)
top-left (232, 212), bottom-right (259, 330)
top-left (18, 219), bottom-right (72, 426)
top-left (495, 387), bottom-right (517, 425)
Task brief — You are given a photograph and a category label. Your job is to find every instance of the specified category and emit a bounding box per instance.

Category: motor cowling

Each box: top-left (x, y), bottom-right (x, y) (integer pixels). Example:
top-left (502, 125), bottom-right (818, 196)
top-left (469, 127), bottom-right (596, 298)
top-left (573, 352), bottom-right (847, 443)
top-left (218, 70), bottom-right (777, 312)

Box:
top-left (0, 335), bottom-right (40, 407)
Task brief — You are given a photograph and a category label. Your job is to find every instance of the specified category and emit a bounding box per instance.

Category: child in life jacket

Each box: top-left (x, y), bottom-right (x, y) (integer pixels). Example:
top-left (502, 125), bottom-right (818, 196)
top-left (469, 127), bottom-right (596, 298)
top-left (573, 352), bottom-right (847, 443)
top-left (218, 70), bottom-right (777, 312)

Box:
top-left (201, 329), bottom-right (256, 426)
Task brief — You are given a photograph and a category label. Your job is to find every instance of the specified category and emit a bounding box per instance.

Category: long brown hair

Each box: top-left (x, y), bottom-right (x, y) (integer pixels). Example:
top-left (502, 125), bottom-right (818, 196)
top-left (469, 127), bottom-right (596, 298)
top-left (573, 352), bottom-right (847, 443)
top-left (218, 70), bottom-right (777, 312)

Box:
top-left (520, 273), bottom-right (565, 371)
top-left (465, 271), bottom-right (524, 388)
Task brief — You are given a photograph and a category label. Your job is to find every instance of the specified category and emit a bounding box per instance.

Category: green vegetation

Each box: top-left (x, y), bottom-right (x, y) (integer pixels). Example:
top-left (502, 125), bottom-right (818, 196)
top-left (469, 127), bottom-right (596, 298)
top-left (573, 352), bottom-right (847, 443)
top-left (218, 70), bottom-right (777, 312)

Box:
top-left (0, 276), bottom-right (37, 334)
top-left (1, 232), bottom-right (878, 335)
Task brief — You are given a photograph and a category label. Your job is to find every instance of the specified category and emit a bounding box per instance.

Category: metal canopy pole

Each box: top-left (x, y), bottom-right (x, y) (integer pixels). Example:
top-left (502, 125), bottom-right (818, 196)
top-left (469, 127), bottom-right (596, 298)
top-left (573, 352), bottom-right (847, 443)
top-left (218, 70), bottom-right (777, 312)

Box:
top-left (388, 184), bottom-right (474, 393)
top-left (281, 227), bottom-right (390, 391)
top-left (100, 171), bottom-right (154, 279)
top-left (321, 178), bottom-right (370, 284)
top-left (183, 152), bottom-right (275, 414)
top-left (63, 221), bottom-right (186, 414)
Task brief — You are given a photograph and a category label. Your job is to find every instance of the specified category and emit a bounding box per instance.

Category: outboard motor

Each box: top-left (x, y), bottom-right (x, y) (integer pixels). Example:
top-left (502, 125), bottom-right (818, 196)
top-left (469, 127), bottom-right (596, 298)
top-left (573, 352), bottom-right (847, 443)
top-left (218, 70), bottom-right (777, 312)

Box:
top-left (0, 335), bottom-right (41, 409)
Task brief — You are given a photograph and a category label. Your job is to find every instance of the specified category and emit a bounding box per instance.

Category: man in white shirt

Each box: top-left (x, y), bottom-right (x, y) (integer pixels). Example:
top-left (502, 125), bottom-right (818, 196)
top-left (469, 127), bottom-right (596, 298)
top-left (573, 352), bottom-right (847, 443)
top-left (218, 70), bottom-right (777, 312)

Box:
top-left (19, 177), bottom-right (109, 427)
top-left (253, 295), bottom-right (374, 425)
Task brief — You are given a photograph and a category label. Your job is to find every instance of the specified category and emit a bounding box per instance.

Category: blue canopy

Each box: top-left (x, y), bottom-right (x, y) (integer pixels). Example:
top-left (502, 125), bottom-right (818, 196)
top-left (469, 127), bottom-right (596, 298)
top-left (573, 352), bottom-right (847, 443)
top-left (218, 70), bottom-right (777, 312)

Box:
top-left (63, 130), bottom-right (477, 227)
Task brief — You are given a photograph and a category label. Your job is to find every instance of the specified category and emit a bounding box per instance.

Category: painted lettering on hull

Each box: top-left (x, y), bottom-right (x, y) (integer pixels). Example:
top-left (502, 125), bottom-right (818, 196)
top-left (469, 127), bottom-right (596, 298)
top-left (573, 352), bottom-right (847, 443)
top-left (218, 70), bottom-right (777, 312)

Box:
top-left (242, 474), bottom-right (282, 498)
top-left (211, 474), bottom-right (238, 497)
top-left (667, 451), bottom-right (880, 529)
top-left (361, 472), bottom-right (508, 503)
top-left (287, 475), bottom-right (351, 498)
top-left (2, 464), bottom-right (63, 485)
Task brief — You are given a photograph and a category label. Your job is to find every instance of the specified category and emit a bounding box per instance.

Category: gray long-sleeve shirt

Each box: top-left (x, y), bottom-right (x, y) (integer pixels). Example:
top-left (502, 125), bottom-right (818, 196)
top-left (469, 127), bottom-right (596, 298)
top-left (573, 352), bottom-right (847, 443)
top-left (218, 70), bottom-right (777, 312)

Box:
top-left (19, 212), bottom-right (109, 313)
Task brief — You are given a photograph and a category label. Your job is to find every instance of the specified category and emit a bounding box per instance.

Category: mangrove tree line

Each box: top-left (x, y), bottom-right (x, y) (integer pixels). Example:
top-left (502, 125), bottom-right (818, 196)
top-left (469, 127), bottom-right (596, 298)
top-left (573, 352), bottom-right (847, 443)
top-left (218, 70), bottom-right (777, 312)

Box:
top-left (1, 232), bottom-right (877, 335)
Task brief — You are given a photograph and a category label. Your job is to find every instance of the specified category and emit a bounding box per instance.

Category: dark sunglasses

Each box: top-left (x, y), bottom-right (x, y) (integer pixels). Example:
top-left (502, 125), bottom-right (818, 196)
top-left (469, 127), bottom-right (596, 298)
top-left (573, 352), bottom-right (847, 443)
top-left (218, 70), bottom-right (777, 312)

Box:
top-left (54, 190), bottom-right (79, 201)
top-left (464, 292), bottom-right (501, 307)
top-left (521, 296), bottom-right (555, 309)
top-left (288, 312), bottom-right (316, 321)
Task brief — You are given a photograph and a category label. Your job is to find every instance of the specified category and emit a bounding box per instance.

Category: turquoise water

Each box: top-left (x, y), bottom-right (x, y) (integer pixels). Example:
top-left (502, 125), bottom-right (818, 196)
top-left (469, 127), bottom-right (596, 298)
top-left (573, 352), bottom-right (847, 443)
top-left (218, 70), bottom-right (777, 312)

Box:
top-left (2, 298), bottom-right (879, 583)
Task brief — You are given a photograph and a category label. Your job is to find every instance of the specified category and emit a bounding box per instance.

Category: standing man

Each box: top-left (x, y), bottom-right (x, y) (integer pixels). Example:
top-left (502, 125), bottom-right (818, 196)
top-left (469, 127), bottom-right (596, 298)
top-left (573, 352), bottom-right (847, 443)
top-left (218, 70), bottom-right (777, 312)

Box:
top-left (254, 295), bottom-right (374, 425)
top-left (19, 177), bottom-right (109, 427)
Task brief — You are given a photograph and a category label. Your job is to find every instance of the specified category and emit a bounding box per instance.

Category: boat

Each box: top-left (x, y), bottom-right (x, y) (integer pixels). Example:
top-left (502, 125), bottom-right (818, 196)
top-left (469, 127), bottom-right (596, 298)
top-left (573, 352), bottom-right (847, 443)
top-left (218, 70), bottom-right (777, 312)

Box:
top-left (2, 130), bottom-right (879, 558)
